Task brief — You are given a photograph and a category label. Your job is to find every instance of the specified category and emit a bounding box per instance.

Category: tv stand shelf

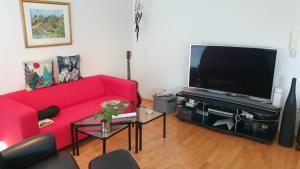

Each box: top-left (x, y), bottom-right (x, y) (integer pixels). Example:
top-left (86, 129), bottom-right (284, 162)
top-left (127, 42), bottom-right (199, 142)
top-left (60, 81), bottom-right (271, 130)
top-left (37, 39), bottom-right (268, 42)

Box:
top-left (176, 90), bottom-right (281, 143)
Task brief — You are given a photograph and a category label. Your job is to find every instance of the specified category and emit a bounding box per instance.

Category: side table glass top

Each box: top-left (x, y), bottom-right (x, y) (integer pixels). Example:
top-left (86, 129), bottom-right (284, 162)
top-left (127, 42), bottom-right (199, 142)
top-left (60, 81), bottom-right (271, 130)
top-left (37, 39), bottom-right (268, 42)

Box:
top-left (137, 107), bottom-right (164, 124)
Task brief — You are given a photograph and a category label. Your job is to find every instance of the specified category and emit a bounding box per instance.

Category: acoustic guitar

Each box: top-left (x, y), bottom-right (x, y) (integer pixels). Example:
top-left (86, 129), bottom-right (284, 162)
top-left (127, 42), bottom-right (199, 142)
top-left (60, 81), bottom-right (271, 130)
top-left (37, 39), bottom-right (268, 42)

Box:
top-left (126, 51), bottom-right (142, 107)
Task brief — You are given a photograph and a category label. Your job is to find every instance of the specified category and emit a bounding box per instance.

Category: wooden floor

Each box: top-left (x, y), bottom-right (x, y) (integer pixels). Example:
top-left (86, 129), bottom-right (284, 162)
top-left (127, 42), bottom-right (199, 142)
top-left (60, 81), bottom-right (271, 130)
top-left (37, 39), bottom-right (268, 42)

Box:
top-left (71, 100), bottom-right (300, 169)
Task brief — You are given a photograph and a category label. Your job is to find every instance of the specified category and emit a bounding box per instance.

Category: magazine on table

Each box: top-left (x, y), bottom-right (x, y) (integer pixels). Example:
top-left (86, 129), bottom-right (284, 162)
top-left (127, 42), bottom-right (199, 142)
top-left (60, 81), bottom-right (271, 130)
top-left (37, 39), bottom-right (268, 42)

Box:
top-left (112, 112), bottom-right (137, 119)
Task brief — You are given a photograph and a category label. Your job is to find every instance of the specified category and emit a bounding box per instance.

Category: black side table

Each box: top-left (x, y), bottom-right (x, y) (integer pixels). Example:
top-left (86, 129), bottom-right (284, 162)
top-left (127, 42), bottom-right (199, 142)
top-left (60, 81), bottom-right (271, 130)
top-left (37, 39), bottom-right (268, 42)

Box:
top-left (135, 108), bottom-right (167, 153)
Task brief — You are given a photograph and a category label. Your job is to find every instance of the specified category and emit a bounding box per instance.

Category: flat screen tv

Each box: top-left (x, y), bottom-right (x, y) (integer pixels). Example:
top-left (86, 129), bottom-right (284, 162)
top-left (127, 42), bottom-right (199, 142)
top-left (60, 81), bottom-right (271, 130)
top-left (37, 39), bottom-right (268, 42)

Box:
top-left (189, 44), bottom-right (277, 100)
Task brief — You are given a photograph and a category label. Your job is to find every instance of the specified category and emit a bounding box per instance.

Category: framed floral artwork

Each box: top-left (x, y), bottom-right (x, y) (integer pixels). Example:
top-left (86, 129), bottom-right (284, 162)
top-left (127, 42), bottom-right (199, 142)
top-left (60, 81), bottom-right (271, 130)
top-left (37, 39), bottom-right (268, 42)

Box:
top-left (20, 0), bottom-right (72, 48)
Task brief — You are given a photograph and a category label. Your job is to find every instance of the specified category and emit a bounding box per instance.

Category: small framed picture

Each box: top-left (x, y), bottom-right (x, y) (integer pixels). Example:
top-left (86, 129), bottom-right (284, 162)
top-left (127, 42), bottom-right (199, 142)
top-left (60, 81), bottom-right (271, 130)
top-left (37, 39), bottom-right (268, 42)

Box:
top-left (20, 0), bottom-right (72, 48)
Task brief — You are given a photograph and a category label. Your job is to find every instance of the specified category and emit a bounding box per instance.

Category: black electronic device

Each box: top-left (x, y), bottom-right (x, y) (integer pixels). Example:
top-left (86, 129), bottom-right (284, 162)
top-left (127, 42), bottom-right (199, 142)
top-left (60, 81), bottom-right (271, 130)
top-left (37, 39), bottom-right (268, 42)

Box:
top-left (189, 45), bottom-right (277, 100)
top-left (176, 90), bottom-right (281, 143)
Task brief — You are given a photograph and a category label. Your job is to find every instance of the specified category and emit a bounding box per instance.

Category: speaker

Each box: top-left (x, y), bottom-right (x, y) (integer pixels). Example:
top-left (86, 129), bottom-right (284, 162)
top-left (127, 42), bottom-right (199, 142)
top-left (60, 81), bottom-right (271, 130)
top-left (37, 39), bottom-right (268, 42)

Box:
top-left (278, 78), bottom-right (297, 147)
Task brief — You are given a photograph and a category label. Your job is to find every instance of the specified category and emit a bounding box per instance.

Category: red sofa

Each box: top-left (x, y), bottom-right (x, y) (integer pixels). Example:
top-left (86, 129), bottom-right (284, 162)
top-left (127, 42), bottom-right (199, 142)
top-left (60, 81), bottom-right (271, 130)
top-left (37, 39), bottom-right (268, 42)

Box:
top-left (0, 75), bottom-right (138, 149)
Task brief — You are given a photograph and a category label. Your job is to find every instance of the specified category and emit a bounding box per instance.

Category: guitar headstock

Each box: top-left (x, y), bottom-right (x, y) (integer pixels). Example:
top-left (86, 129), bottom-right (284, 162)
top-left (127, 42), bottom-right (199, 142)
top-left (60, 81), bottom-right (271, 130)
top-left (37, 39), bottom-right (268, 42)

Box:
top-left (126, 51), bottom-right (132, 60)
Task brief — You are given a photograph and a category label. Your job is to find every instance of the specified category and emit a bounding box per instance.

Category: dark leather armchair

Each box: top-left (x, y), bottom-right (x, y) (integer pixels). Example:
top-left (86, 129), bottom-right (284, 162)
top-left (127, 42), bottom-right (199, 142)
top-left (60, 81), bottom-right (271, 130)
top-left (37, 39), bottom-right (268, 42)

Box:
top-left (89, 150), bottom-right (140, 169)
top-left (0, 134), bottom-right (79, 169)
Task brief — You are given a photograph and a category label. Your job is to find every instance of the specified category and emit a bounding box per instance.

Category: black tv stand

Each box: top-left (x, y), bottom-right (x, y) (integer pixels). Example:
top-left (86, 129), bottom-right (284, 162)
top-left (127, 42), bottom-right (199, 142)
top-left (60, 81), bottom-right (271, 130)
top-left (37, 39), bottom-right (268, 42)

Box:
top-left (176, 89), bottom-right (281, 143)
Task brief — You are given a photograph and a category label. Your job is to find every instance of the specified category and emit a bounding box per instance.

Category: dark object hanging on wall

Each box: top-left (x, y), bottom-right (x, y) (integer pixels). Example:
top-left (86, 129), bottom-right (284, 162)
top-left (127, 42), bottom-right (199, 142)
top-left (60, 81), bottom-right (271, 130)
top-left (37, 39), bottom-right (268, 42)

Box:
top-left (134, 0), bottom-right (142, 41)
top-left (278, 78), bottom-right (297, 147)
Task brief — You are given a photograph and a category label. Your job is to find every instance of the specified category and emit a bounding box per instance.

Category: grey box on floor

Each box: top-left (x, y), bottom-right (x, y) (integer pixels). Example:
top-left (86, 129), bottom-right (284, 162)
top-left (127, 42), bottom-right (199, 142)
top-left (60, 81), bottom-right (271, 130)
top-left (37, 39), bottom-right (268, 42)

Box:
top-left (153, 95), bottom-right (177, 113)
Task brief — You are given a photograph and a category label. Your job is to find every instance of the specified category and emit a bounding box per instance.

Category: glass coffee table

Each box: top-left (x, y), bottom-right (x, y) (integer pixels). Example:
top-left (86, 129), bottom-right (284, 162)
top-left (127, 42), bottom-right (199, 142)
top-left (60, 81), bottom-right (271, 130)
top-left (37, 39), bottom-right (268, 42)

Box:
top-left (71, 107), bottom-right (167, 155)
top-left (71, 115), bottom-right (131, 155)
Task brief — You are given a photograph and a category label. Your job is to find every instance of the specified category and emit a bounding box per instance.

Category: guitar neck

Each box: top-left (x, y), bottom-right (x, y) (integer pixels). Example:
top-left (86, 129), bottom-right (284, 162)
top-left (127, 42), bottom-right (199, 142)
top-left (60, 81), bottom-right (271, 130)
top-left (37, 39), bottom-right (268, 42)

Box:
top-left (127, 60), bottom-right (131, 80)
top-left (126, 51), bottom-right (131, 80)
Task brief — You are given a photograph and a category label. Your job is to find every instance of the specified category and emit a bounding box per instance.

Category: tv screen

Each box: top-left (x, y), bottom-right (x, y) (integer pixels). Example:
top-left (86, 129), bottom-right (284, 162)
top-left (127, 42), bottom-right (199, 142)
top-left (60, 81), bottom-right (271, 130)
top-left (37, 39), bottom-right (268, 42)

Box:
top-left (189, 45), bottom-right (277, 99)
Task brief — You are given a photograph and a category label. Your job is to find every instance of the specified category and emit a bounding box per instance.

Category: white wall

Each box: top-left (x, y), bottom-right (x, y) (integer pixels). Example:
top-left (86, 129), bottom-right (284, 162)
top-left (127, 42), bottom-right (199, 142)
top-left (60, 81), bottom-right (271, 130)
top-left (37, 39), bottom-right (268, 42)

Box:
top-left (132, 0), bottom-right (300, 133)
top-left (0, 0), bottom-right (133, 94)
top-left (133, 0), bottom-right (300, 104)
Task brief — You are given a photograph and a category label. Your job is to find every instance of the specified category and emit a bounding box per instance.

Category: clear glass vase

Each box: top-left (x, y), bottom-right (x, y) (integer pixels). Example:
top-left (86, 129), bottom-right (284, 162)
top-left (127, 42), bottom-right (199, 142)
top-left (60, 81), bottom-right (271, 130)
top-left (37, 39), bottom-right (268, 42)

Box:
top-left (101, 120), bottom-right (111, 133)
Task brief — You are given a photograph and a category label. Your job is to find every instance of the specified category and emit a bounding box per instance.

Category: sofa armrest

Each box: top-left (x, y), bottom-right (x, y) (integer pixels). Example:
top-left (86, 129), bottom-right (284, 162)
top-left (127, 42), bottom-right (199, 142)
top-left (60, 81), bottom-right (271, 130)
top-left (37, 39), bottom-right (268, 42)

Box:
top-left (1, 134), bottom-right (57, 169)
top-left (99, 75), bottom-right (138, 111)
top-left (0, 98), bottom-right (39, 147)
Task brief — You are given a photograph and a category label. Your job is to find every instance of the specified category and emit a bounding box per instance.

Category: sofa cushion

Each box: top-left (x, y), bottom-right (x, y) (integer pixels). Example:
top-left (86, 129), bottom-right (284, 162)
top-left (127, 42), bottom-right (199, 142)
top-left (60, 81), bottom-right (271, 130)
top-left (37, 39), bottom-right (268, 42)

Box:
top-left (39, 95), bottom-right (131, 149)
top-left (6, 76), bottom-right (105, 110)
top-left (37, 105), bottom-right (60, 120)
top-left (24, 60), bottom-right (55, 91)
top-left (28, 152), bottom-right (79, 169)
top-left (57, 55), bottom-right (82, 83)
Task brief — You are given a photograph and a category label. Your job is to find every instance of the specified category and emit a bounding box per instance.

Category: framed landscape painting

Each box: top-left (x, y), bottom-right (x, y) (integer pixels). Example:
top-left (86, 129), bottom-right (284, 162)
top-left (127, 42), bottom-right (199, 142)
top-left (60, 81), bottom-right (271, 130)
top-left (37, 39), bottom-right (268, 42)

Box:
top-left (20, 0), bottom-right (72, 48)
